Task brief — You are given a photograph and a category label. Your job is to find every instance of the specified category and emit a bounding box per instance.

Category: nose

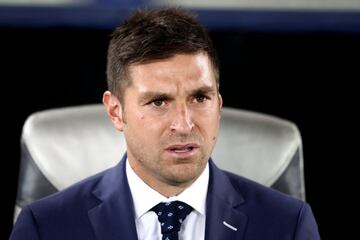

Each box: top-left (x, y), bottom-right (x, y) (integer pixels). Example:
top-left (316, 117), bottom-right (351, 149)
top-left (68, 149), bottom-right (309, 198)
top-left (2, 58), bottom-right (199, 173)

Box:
top-left (169, 103), bottom-right (194, 134)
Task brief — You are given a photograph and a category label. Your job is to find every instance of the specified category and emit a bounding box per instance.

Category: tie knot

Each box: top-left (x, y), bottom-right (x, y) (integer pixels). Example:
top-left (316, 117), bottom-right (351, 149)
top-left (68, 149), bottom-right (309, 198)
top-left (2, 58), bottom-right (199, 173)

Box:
top-left (151, 200), bottom-right (193, 237)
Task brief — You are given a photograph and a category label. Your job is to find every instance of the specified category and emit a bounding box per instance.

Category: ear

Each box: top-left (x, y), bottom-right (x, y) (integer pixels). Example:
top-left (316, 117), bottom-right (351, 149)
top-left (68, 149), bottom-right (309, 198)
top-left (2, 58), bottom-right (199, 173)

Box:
top-left (217, 93), bottom-right (223, 112)
top-left (103, 91), bottom-right (125, 131)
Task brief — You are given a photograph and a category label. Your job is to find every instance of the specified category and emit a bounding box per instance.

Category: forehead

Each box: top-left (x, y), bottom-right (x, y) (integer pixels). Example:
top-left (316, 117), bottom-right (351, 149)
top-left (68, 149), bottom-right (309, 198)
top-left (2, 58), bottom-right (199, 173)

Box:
top-left (128, 53), bottom-right (216, 93)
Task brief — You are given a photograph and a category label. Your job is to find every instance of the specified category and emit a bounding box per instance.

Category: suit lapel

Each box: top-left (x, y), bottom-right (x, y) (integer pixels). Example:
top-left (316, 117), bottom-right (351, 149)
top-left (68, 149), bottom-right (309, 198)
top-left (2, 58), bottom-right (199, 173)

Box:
top-left (205, 160), bottom-right (248, 240)
top-left (88, 154), bottom-right (138, 240)
top-left (87, 156), bottom-right (248, 240)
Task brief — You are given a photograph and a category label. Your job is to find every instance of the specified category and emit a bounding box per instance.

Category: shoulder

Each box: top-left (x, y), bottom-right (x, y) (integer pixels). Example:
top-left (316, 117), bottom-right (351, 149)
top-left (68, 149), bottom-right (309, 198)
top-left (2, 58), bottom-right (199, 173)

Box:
top-left (209, 160), bottom-right (306, 214)
top-left (221, 170), bottom-right (320, 238)
top-left (23, 167), bottom-right (108, 221)
top-left (224, 169), bottom-right (305, 209)
top-left (11, 169), bottom-right (109, 239)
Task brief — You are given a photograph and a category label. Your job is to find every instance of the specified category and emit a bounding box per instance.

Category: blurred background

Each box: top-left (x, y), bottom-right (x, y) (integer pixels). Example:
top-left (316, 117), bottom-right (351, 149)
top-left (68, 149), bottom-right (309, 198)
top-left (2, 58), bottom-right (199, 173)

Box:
top-left (1, 0), bottom-right (359, 238)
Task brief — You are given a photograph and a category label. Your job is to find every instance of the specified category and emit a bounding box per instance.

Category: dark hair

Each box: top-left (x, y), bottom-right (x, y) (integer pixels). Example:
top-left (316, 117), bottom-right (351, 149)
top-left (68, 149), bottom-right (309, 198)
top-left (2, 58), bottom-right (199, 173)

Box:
top-left (106, 8), bottom-right (219, 102)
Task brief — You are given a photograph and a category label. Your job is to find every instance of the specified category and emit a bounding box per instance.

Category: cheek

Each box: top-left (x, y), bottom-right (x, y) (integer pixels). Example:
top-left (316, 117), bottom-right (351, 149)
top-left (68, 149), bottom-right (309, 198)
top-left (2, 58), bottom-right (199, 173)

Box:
top-left (198, 112), bottom-right (220, 130)
top-left (130, 114), bottom-right (167, 141)
top-left (202, 116), bottom-right (220, 143)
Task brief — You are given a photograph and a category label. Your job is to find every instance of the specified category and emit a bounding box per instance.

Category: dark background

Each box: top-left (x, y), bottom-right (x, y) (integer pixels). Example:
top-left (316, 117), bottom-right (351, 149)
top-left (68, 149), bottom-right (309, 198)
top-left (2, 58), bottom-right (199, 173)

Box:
top-left (1, 12), bottom-right (359, 239)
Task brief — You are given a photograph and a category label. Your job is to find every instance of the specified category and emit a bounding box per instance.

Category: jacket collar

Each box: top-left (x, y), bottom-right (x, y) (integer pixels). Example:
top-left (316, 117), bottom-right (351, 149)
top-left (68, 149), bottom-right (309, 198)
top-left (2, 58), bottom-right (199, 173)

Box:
top-left (87, 155), bottom-right (248, 240)
top-left (88, 154), bottom-right (138, 240)
top-left (205, 159), bottom-right (248, 240)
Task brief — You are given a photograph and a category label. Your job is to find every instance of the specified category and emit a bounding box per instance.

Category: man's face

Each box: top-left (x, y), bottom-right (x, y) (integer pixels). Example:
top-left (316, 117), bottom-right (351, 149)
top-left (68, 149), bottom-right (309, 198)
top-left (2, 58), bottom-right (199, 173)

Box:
top-left (109, 52), bottom-right (222, 193)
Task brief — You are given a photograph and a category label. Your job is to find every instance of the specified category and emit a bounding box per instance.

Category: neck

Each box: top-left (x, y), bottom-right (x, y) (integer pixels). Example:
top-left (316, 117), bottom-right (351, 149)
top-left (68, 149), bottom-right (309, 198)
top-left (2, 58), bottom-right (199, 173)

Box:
top-left (149, 181), bottom-right (189, 198)
top-left (127, 157), bottom-right (196, 198)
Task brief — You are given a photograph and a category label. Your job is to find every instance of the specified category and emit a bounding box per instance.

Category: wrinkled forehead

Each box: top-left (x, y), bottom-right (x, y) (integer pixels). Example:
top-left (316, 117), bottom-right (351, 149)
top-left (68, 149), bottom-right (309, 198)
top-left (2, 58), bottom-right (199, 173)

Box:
top-left (127, 53), bottom-right (217, 94)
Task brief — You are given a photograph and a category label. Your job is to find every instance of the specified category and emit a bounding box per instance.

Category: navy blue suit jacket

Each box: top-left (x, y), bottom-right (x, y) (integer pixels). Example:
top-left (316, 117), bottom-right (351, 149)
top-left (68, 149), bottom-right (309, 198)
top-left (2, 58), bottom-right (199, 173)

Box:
top-left (10, 155), bottom-right (320, 239)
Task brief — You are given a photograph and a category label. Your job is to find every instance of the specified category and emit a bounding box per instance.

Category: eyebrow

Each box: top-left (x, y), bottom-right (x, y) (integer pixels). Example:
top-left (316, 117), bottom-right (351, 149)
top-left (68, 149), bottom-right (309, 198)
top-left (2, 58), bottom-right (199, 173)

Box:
top-left (189, 86), bottom-right (217, 96)
top-left (138, 86), bottom-right (217, 104)
top-left (138, 92), bottom-right (171, 104)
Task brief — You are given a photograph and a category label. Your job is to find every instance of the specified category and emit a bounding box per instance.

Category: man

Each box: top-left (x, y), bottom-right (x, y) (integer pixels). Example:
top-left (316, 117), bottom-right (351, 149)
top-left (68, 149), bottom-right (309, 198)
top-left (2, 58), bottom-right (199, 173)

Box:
top-left (10, 8), bottom-right (320, 240)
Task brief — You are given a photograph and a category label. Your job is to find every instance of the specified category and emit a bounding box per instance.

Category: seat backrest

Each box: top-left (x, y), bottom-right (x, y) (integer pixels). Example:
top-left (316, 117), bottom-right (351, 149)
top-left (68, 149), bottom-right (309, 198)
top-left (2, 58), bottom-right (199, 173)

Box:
top-left (15, 104), bottom-right (305, 219)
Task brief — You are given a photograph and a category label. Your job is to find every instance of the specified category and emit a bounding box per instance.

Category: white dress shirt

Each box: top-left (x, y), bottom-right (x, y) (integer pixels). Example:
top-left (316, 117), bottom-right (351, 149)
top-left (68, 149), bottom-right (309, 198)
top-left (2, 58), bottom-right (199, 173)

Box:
top-left (126, 159), bottom-right (209, 240)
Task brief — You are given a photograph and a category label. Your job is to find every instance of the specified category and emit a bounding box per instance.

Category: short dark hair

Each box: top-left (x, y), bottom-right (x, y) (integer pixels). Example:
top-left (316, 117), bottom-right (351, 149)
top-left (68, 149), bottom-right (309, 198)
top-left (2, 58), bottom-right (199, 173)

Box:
top-left (106, 8), bottom-right (219, 102)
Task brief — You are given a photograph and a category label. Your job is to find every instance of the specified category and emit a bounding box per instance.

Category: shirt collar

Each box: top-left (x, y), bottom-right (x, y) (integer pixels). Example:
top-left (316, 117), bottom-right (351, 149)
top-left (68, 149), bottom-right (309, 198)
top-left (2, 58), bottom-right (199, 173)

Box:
top-left (126, 158), bottom-right (209, 219)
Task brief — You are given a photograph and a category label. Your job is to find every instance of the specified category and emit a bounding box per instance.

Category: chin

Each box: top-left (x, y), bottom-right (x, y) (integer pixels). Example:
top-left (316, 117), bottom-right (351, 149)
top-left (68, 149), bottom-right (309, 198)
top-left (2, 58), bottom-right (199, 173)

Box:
top-left (165, 162), bottom-right (205, 184)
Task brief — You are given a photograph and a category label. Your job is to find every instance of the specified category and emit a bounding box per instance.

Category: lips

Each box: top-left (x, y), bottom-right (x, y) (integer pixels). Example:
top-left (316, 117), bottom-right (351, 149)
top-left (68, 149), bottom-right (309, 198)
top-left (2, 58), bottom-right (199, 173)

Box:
top-left (165, 143), bottom-right (199, 157)
top-left (166, 143), bottom-right (199, 152)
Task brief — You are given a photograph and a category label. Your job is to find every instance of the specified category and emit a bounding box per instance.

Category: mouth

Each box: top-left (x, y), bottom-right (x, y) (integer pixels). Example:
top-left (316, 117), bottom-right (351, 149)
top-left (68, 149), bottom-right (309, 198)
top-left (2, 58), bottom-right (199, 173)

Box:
top-left (165, 143), bottom-right (199, 158)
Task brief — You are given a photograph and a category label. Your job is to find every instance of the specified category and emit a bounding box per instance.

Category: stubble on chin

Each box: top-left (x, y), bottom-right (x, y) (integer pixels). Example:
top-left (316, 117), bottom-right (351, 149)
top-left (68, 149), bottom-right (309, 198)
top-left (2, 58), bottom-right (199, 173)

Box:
top-left (157, 155), bottom-right (208, 186)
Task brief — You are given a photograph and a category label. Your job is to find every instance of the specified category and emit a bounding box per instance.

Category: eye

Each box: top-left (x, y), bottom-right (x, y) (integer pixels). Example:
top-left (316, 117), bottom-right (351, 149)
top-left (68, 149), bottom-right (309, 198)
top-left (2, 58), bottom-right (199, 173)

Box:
top-left (194, 95), bottom-right (208, 103)
top-left (151, 99), bottom-right (166, 107)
